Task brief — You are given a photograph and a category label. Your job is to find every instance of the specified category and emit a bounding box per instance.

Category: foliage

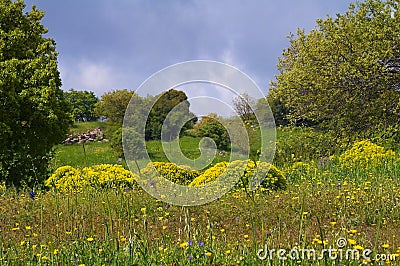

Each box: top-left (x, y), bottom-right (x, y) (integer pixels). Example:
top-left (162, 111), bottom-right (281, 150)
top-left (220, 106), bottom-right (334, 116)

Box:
top-left (144, 162), bottom-right (201, 185)
top-left (45, 164), bottom-right (138, 191)
top-left (274, 127), bottom-right (337, 166)
top-left (193, 114), bottom-right (231, 151)
top-left (269, 0), bottom-right (400, 140)
top-left (189, 160), bottom-right (287, 191)
top-left (339, 139), bottom-right (395, 170)
top-left (64, 89), bottom-right (99, 122)
top-left (0, 0), bottom-right (72, 186)
top-left (94, 89), bottom-right (135, 124)
top-left (145, 89), bottom-right (196, 141)
top-left (232, 93), bottom-right (257, 126)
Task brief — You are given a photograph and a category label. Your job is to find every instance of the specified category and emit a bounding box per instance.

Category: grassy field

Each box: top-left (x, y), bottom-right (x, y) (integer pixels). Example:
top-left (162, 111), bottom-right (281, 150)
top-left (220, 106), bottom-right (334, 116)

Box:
top-left (2, 123), bottom-right (400, 265)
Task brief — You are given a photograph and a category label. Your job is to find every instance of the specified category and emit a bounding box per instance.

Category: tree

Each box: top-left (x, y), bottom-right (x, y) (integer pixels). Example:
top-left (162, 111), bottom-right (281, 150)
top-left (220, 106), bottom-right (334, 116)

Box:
top-left (145, 89), bottom-right (196, 141)
top-left (269, 0), bottom-right (400, 140)
top-left (194, 113), bottom-right (231, 151)
top-left (0, 0), bottom-right (72, 186)
top-left (64, 89), bottom-right (98, 122)
top-left (94, 89), bottom-right (134, 124)
top-left (232, 93), bottom-right (257, 126)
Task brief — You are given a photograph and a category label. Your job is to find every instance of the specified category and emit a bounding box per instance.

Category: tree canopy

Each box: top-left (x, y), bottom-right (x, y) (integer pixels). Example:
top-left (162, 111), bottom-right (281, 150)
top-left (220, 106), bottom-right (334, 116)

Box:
top-left (64, 89), bottom-right (98, 122)
top-left (0, 0), bottom-right (72, 186)
top-left (268, 0), bottom-right (400, 140)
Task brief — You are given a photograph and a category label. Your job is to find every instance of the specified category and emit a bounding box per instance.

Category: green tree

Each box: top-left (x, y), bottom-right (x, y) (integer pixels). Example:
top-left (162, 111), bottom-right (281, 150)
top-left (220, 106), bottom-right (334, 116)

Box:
top-left (232, 93), bottom-right (257, 126)
top-left (270, 0), bottom-right (400, 140)
top-left (194, 113), bottom-right (231, 151)
top-left (145, 89), bottom-right (196, 141)
top-left (64, 89), bottom-right (98, 122)
top-left (0, 0), bottom-right (72, 186)
top-left (94, 89), bottom-right (134, 124)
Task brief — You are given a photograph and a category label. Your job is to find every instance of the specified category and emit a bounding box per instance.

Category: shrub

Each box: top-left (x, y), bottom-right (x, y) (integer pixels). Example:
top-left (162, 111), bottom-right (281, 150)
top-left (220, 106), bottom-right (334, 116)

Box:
top-left (143, 162), bottom-right (200, 185)
top-left (45, 164), bottom-right (138, 191)
top-left (189, 160), bottom-right (287, 191)
top-left (339, 140), bottom-right (395, 171)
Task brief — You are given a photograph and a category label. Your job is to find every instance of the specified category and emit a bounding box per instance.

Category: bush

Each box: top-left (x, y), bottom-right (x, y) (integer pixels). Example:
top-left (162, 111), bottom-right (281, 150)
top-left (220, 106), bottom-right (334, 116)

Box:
top-left (143, 162), bottom-right (200, 185)
top-left (339, 140), bottom-right (395, 171)
top-left (189, 160), bottom-right (287, 191)
top-left (45, 164), bottom-right (138, 191)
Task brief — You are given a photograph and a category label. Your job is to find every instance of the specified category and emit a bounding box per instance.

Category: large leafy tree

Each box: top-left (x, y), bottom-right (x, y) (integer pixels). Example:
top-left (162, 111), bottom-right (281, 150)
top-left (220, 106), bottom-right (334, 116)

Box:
top-left (64, 89), bottom-right (98, 122)
top-left (0, 0), bottom-right (72, 186)
top-left (269, 0), bottom-right (400, 140)
top-left (94, 89), bottom-right (135, 124)
top-left (145, 89), bottom-right (196, 141)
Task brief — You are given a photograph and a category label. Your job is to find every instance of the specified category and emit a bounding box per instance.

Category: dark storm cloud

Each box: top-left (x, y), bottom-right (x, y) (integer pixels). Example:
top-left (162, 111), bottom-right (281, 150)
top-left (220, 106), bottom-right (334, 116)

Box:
top-left (24, 0), bottom-right (353, 96)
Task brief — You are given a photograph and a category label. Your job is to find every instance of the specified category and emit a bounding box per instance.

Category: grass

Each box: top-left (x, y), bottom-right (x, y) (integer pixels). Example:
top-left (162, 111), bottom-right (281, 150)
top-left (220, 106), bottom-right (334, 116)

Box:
top-left (3, 123), bottom-right (400, 265)
top-left (1, 161), bottom-right (400, 265)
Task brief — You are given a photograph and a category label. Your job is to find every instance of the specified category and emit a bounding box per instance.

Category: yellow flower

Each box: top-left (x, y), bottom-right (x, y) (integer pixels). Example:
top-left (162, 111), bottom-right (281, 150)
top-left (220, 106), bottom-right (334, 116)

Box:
top-left (220, 228), bottom-right (225, 233)
top-left (354, 245), bottom-right (364, 250)
top-left (162, 225), bottom-right (167, 230)
top-left (120, 236), bottom-right (127, 242)
top-left (330, 222), bottom-right (337, 226)
top-left (179, 242), bottom-right (188, 248)
top-left (205, 252), bottom-right (212, 257)
top-left (87, 237), bottom-right (94, 242)
top-left (382, 243), bottom-right (390, 249)
top-left (25, 226), bottom-right (31, 230)
top-left (225, 250), bottom-right (231, 255)
top-left (348, 239), bottom-right (356, 245)
top-left (244, 234), bottom-right (249, 239)
top-left (53, 249), bottom-right (59, 255)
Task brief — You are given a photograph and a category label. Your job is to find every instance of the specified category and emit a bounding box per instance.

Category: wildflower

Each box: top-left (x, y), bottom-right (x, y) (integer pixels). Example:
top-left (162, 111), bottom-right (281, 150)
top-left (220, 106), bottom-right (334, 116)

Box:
top-left (354, 245), bottom-right (364, 250)
top-left (87, 237), bottom-right (94, 242)
top-left (205, 252), bottom-right (212, 257)
top-left (330, 222), bottom-right (337, 226)
top-left (165, 204), bottom-right (170, 209)
top-left (225, 250), bottom-right (231, 255)
top-left (188, 239), bottom-right (193, 246)
top-left (25, 226), bottom-right (31, 230)
top-left (244, 234), bottom-right (249, 239)
top-left (179, 242), bottom-right (188, 248)
top-left (162, 226), bottom-right (167, 230)
top-left (29, 191), bottom-right (35, 200)
top-left (189, 254), bottom-right (193, 260)
top-left (53, 249), bottom-right (59, 255)
top-left (348, 239), bottom-right (356, 245)
top-left (382, 244), bottom-right (390, 249)
top-left (199, 240), bottom-right (204, 246)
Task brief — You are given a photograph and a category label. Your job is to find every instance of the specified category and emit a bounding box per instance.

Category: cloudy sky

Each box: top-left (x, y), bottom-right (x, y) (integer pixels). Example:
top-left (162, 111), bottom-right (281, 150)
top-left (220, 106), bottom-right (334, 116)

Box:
top-left (24, 0), bottom-right (353, 113)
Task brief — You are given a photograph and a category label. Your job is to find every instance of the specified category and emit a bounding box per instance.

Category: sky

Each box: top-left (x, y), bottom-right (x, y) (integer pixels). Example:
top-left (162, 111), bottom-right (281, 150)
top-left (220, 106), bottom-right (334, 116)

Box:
top-left (24, 0), bottom-right (354, 116)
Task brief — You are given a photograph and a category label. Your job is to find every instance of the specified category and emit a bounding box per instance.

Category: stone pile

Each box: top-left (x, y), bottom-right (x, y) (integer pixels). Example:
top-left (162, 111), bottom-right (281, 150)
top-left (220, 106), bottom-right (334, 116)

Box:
top-left (62, 128), bottom-right (109, 145)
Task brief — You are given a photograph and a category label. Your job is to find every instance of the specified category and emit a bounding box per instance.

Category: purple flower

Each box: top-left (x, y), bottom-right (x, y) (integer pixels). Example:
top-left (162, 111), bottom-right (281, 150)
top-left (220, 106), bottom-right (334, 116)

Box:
top-left (150, 181), bottom-right (155, 187)
top-left (29, 191), bottom-right (35, 200)
top-left (188, 239), bottom-right (193, 246)
top-left (198, 240), bottom-right (204, 247)
top-left (188, 254), bottom-right (193, 260)
top-left (165, 204), bottom-right (170, 209)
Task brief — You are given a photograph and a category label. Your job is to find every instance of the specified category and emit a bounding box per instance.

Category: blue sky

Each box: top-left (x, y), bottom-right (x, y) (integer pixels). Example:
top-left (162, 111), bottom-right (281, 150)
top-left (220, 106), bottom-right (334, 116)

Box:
top-left (24, 0), bottom-right (353, 102)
